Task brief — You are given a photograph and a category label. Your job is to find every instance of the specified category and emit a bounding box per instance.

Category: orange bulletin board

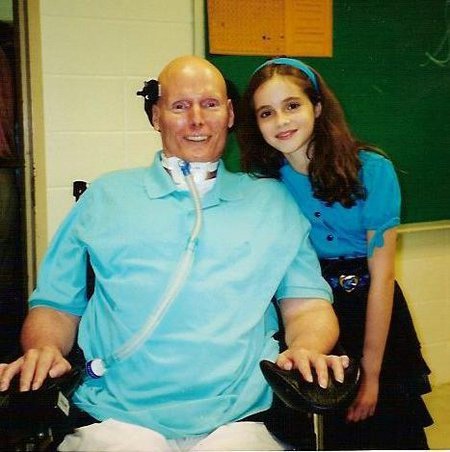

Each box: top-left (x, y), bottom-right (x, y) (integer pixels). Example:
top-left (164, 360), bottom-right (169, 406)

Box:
top-left (207, 0), bottom-right (332, 57)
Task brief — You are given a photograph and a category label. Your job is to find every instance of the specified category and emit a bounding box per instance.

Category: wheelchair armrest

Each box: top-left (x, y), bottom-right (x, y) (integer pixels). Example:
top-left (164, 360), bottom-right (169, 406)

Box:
top-left (260, 357), bottom-right (360, 414)
top-left (0, 346), bottom-right (85, 429)
top-left (0, 366), bottom-right (84, 429)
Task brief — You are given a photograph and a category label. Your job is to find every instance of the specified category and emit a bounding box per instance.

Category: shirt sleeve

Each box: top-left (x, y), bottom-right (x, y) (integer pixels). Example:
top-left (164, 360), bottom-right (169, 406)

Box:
top-left (29, 191), bottom-right (93, 316)
top-left (361, 153), bottom-right (401, 257)
top-left (276, 210), bottom-right (333, 303)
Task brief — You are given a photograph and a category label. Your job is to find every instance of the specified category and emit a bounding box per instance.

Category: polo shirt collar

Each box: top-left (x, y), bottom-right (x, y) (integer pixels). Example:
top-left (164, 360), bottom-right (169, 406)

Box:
top-left (143, 151), bottom-right (177, 199)
top-left (143, 151), bottom-right (244, 202)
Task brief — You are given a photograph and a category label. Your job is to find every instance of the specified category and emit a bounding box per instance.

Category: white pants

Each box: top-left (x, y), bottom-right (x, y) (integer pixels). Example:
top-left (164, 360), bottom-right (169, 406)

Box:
top-left (57, 418), bottom-right (288, 451)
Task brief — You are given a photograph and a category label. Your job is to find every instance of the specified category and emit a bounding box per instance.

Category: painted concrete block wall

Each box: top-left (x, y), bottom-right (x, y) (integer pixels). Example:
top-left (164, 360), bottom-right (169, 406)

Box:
top-left (38, 0), bottom-right (195, 239)
top-left (396, 225), bottom-right (450, 386)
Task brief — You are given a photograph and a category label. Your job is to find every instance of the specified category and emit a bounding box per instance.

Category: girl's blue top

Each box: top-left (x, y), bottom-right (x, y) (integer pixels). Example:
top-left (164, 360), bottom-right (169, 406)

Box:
top-left (280, 151), bottom-right (401, 259)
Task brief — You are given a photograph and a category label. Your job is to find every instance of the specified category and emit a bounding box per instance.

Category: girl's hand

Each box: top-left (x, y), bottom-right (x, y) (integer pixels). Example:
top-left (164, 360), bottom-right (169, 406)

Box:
top-left (346, 371), bottom-right (379, 422)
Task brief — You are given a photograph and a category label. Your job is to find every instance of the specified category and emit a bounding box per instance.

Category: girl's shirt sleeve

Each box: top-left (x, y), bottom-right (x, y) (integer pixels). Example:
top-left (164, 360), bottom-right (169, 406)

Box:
top-left (361, 152), bottom-right (401, 257)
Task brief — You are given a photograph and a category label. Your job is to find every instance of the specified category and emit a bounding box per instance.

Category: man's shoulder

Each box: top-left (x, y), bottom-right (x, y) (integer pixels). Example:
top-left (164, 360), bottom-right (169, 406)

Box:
top-left (73, 167), bottom-right (150, 205)
top-left (238, 173), bottom-right (293, 198)
top-left (232, 172), bottom-right (311, 231)
top-left (226, 172), bottom-right (300, 214)
top-left (230, 171), bottom-right (283, 189)
top-left (89, 166), bottom-right (148, 191)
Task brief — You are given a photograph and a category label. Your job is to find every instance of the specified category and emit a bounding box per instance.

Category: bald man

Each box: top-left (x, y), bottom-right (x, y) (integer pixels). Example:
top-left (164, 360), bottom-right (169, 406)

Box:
top-left (0, 56), bottom-right (346, 451)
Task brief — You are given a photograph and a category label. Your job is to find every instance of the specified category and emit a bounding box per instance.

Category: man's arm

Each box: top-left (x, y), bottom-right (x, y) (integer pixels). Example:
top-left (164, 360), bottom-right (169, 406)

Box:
top-left (0, 306), bottom-right (80, 391)
top-left (278, 298), bottom-right (347, 388)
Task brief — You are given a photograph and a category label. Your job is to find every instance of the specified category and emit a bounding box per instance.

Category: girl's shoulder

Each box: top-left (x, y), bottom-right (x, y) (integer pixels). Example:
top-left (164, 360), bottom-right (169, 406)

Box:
top-left (358, 149), bottom-right (395, 172)
top-left (359, 148), bottom-right (390, 163)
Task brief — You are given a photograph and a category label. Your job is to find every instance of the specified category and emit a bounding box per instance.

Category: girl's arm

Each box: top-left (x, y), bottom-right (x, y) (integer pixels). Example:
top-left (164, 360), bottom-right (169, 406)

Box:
top-left (346, 227), bottom-right (397, 422)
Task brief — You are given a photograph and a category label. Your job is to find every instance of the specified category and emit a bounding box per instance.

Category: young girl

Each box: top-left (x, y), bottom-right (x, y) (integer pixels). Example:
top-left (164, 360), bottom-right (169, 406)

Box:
top-left (238, 57), bottom-right (433, 450)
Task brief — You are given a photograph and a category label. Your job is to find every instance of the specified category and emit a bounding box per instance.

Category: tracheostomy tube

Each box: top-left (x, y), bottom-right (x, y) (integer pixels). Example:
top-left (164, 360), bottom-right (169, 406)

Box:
top-left (85, 160), bottom-right (202, 378)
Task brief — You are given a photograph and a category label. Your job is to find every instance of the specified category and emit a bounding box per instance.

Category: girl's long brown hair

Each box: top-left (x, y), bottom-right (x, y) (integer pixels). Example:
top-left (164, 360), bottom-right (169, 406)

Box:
top-left (238, 64), bottom-right (383, 207)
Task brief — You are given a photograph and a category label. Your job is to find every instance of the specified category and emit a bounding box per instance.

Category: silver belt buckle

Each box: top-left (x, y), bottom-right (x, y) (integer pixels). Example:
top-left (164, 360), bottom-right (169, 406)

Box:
top-left (339, 274), bottom-right (359, 292)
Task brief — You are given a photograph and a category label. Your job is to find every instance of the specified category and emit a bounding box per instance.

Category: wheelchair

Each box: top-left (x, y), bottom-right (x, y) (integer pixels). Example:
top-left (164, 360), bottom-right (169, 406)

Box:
top-left (0, 181), bottom-right (360, 451)
top-left (0, 349), bottom-right (359, 451)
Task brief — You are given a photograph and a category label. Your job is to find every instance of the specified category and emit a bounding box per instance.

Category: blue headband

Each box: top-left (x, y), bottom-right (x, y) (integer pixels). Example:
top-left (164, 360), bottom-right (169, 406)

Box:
top-left (252, 57), bottom-right (319, 94)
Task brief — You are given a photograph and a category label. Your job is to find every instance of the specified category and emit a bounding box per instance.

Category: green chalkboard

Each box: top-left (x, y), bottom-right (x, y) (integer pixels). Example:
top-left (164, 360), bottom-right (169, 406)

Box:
top-left (207, 0), bottom-right (450, 224)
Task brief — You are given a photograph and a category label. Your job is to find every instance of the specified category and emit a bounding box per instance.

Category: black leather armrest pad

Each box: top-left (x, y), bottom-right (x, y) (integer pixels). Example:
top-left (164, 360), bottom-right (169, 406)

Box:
top-left (0, 367), bottom-right (83, 427)
top-left (260, 358), bottom-right (360, 414)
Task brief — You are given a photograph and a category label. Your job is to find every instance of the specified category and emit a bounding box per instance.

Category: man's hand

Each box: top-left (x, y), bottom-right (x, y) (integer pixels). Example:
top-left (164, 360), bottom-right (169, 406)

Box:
top-left (0, 346), bottom-right (72, 392)
top-left (277, 347), bottom-right (350, 388)
top-left (0, 307), bottom-right (80, 392)
top-left (279, 297), bottom-right (346, 387)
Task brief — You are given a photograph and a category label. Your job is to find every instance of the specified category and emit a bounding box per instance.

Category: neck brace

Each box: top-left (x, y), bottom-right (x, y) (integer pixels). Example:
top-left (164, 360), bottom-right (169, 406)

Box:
top-left (161, 153), bottom-right (219, 196)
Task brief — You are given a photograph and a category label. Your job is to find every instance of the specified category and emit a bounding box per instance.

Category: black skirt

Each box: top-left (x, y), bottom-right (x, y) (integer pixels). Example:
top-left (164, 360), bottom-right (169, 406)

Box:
top-left (320, 257), bottom-right (433, 450)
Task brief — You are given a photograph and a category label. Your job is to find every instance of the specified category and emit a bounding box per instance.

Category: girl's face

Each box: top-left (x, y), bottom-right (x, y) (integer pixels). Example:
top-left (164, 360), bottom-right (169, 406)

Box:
top-left (253, 75), bottom-right (321, 157)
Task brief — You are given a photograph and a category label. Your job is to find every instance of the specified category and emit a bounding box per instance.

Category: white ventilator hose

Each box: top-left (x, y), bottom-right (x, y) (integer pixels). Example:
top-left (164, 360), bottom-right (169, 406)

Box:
top-left (86, 162), bottom-right (202, 378)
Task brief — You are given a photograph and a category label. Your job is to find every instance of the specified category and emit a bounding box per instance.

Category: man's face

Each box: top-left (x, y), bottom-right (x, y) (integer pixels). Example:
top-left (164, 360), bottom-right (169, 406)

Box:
top-left (152, 61), bottom-right (234, 162)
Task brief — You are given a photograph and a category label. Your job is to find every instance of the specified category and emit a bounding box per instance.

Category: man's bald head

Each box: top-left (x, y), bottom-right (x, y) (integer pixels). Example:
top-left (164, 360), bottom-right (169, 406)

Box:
top-left (158, 55), bottom-right (228, 100)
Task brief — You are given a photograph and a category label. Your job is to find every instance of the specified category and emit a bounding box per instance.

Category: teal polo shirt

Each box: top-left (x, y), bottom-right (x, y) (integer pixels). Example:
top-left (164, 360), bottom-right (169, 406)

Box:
top-left (30, 151), bottom-right (331, 438)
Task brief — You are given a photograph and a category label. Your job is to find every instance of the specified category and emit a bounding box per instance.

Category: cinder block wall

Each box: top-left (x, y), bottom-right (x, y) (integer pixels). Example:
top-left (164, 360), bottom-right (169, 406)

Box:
top-left (396, 224), bottom-right (450, 386)
top-left (35, 0), bottom-right (197, 241)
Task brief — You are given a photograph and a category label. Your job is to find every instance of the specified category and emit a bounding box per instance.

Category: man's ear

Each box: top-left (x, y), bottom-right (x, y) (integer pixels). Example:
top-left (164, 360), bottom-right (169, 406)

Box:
top-left (227, 99), bottom-right (235, 129)
top-left (152, 104), bottom-right (160, 131)
top-left (314, 101), bottom-right (322, 119)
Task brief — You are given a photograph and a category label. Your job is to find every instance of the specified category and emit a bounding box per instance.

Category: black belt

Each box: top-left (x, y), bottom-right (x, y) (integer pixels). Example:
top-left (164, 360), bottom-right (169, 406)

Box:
top-left (326, 273), bottom-right (370, 292)
top-left (320, 257), bottom-right (370, 293)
